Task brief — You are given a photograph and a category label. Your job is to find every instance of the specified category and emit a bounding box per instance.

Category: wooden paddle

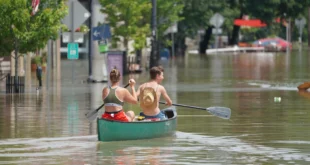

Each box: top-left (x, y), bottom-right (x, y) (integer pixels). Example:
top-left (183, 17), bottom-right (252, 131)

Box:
top-left (159, 101), bottom-right (231, 119)
top-left (85, 84), bottom-right (129, 121)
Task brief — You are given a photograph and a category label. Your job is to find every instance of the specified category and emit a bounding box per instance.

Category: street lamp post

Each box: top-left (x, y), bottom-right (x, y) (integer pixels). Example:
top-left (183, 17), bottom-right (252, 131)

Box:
top-left (284, 13), bottom-right (289, 53)
top-left (149, 0), bottom-right (158, 68)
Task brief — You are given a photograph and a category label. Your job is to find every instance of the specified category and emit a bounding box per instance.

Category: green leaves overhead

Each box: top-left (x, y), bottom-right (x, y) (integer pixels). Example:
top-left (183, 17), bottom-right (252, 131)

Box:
top-left (178, 0), bottom-right (309, 44)
top-left (99, 0), bottom-right (151, 51)
top-left (0, 0), bottom-right (67, 56)
top-left (99, 0), bottom-right (183, 51)
top-left (157, 0), bottom-right (184, 39)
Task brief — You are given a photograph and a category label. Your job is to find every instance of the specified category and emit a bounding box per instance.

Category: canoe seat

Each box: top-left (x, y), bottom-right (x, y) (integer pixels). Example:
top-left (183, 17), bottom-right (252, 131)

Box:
top-left (164, 110), bottom-right (175, 119)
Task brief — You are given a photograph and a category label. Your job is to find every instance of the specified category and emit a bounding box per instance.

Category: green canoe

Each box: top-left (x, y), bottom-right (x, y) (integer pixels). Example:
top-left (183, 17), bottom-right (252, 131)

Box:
top-left (97, 107), bottom-right (177, 142)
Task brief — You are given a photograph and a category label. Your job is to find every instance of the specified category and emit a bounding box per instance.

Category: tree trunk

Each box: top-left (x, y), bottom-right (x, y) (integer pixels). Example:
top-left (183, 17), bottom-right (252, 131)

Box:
top-left (124, 38), bottom-right (128, 52)
top-left (150, 0), bottom-right (158, 68)
top-left (308, 7), bottom-right (310, 47)
top-left (179, 37), bottom-right (186, 57)
top-left (14, 38), bottom-right (19, 93)
top-left (199, 26), bottom-right (212, 54)
top-left (229, 12), bottom-right (243, 45)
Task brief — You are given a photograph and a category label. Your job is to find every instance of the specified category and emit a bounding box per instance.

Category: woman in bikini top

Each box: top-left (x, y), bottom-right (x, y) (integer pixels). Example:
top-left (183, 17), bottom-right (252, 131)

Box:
top-left (101, 69), bottom-right (138, 122)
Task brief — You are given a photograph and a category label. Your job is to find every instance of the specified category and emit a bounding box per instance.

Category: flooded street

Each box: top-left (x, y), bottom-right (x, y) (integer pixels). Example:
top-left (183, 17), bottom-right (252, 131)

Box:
top-left (1, 50), bottom-right (310, 164)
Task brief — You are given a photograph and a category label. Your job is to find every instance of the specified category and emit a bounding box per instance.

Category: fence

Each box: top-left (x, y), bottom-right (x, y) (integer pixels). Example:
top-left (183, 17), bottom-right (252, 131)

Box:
top-left (6, 74), bottom-right (25, 93)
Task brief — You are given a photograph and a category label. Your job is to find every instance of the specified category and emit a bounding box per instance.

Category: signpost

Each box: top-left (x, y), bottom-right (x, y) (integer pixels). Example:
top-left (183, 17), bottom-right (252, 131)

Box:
top-left (209, 13), bottom-right (224, 50)
top-left (63, 0), bottom-right (91, 34)
top-left (164, 23), bottom-right (178, 57)
top-left (210, 13), bottom-right (224, 28)
top-left (295, 17), bottom-right (306, 44)
top-left (67, 43), bottom-right (79, 59)
top-left (62, 0), bottom-right (91, 50)
top-left (62, 0), bottom-right (91, 83)
top-left (67, 42), bottom-right (79, 83)
top-left (92, 24), bottom-right (112, 54)
top-left (99, 40), bottom-right (109, 53)
top-left (92, 24), bottom-right (111, 41)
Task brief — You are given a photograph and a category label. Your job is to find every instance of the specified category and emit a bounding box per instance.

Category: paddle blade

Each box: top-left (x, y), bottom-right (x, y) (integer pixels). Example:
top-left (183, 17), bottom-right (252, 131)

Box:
top-left (85, 110), bottom-right (99, 122)
top-left (206, 107), bottom-right (231, 119)
top-left (85, 103), bottom-right (104, 122)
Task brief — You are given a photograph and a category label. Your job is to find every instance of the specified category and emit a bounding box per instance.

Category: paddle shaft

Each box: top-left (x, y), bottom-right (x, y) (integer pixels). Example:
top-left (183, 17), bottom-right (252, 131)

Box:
top-left (159, 101), bottom-right (231, 119)
top-left (159, 101), bottom-right (205, 110)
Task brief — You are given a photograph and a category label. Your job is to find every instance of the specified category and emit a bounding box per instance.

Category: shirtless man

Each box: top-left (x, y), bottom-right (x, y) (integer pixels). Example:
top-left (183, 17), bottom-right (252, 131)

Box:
top-left (137, 66), bottom-right (172, 120)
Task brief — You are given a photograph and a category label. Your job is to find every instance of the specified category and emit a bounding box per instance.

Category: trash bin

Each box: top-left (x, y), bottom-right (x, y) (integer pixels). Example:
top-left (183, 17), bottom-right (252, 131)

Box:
top-left (160, 48), bottom-right (170, 60)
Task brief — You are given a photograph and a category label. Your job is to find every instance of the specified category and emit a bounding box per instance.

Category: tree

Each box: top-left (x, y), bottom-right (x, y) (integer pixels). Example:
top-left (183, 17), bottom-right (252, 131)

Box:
top-left (152, 0), bottom-right (183, 66)
top-left (0, 0), bottom-right (67, 92)
top-left (99, 0), bottom-right (183, 68)
top-left (99, 0), bottom-right (151, 52)
top-left (0, 0), bottom-right (67, 56)
top-left (177, 0), bottom-right (238, 54)
top-left (156, 0), bottom-right (183, 43)
top-left (230, 0), bottom-right (310, 45)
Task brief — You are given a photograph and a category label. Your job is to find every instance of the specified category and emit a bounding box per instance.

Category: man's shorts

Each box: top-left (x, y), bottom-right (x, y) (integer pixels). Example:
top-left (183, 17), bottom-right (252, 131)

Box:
top-left (139, 111), bottom-right (167, 121)
top-left (102, 110), bottom-right (129, 122)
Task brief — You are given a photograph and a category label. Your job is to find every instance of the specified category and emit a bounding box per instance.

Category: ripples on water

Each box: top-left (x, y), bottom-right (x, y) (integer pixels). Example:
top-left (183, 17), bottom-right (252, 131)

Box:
top-left (0, 132), bottom-right (309, 164)
top-left (1, 52), bottom-right (310, 164)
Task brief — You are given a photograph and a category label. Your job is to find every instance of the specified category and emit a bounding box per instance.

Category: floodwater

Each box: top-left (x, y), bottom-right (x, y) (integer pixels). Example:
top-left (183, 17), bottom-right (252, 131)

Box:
top-left (1, 49), bottom-right (310, 165)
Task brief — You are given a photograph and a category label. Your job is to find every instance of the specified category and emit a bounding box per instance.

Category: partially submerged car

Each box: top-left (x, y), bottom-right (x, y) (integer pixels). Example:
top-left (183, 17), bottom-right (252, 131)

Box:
top-left (252, 37), bottom-right (292, 52)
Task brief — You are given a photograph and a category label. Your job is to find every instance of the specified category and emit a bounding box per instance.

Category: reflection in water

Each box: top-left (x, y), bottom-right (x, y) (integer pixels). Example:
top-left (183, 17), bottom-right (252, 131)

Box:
top-left (1, 132), bottom-right (309, 164)
top-left (97, 137), bottom-right (175, 165)
top-left (0, 135), bottom-right (97, 164)
top-left (298, 90), bottom-right (310, 100)
top-left (1, 50), bottom-right (310, 164)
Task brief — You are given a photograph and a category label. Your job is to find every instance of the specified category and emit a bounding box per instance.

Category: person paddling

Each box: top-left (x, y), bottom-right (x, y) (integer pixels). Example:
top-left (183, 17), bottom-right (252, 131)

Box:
top-left (102, 69), bottom-right (137, 122)
top-left (137, 66), bottom-right (172, 120)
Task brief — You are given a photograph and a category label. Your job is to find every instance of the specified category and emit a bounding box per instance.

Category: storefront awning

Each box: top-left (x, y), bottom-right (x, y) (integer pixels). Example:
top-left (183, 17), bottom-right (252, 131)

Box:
top-left (234, 19), bottom-right (267, 27)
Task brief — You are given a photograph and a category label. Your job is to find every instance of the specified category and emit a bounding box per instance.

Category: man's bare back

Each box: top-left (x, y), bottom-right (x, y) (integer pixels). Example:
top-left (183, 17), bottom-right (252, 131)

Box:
top-left (137, 66), bottom-right (172, 118)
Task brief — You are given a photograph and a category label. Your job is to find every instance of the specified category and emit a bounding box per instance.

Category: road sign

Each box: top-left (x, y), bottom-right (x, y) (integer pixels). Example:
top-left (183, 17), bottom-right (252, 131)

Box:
top-left (295, 17), bottom-right (307, 43)
top-left (210, 13), bottom-right (224, 28)
top-left (295, 17), bottom-right (306, 35)
top-left (67, 43), bottom-right (79, 59)
top-left (212, 28), bottom-right (222, 35)
top-left (295, 17), bottom-right (306, 26)
top-left (63, 0), bottom-right (91, 31)
top-left (92, 25), bottom-right (111, 41)
top-left (62, 32), bottom-right (84, 43)
top-left (164, 23), bottom-right (178, 35)
top-left (99, 40), bottom-right (109, 53)
top-left (198, 29), bottom-right (205, 35)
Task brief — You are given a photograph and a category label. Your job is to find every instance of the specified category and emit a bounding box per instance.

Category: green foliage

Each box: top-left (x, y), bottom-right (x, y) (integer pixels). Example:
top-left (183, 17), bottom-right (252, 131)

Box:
top-left (31, 56), bottom-right (42, 65)
top-left (31, 52), bottom-right (47, 65)
top-left (177, 0), bottom-right (309, 45)
top-left (79, 24), bottom-right (90, 33)
top-left (61, 24), bottom-right (89, 33)
top-left (99, 0), bottom-right (183, 51)
top-left (0, 0), bottom-right (68, 56)
top-left (177, 0), bottom-right (237, 38)
top-left (157, 0), bottom-right (184, 39)
top-left (99, 0), bottom-right (151, 51)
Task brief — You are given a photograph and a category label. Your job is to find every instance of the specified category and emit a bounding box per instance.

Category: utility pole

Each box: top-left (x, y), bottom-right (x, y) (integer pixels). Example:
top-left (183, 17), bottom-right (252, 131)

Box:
top-left (149, 0), bottom-right (158, 68)
top-left (14, 37), bottom-right (18, 93)
top-left (308, 7), bottom-right (310, 48)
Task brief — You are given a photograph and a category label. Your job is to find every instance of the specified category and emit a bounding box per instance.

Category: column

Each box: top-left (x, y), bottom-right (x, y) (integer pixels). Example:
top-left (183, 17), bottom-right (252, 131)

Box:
top-left (90, 0), bottom-right (108, 82)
